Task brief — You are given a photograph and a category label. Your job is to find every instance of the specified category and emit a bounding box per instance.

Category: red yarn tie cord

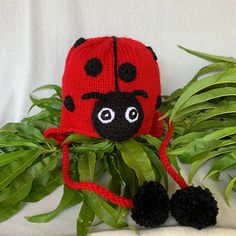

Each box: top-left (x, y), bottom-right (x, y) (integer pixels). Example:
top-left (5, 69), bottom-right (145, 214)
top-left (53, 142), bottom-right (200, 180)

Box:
top-left (62, 144), bottom-right (134, 208)
top-left (159, 118), bottom-right (188, 189)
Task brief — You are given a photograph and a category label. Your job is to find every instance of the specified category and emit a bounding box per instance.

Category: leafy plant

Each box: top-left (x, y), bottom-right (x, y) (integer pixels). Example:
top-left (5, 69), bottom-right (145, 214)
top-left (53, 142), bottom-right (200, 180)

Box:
top-left (166, 46), bottom-right (236, 205)
top-left (0, 47), bottom-right (236, 235)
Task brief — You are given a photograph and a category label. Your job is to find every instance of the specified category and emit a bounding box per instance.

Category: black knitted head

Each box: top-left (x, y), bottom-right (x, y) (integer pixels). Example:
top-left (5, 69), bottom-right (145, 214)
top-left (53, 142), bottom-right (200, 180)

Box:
top-left (91, 91), bottom-right (145, 141)
top-left (170, 186), bottom-right (218, 229)
top-left (131, 181), bottom-right (170, 228)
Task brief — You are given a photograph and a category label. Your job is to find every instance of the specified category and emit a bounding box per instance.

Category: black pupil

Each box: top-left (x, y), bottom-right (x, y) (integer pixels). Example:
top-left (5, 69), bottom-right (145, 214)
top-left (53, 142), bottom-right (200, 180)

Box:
top-left (129, 109), bottom-right (137, 119)
top-left (101, 110), bottom-right (112, 120)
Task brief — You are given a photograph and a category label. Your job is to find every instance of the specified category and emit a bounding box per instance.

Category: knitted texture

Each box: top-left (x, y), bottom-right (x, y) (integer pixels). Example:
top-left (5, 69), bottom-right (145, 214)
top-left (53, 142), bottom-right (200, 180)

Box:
top-left (44, 36), bottom-right (187, 206)
top-left (44, 36), bottom-right (187, 204)
top-left (159, 118), bottom-right (188, 189)
top-left (59, 36), bottom-right (161, 139)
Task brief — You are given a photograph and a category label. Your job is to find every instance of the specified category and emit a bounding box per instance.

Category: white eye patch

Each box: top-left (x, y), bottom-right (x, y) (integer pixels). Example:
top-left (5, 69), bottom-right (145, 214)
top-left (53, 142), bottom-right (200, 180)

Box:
top-left (98, 107), bottom-right (115, 124)
top-left (125, 106), bottom-right (139, 123)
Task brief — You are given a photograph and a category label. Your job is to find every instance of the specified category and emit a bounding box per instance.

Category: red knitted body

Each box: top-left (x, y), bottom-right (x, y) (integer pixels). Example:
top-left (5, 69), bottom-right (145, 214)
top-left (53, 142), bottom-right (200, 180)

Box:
top-left (59, 36), bottom-right (161, 138)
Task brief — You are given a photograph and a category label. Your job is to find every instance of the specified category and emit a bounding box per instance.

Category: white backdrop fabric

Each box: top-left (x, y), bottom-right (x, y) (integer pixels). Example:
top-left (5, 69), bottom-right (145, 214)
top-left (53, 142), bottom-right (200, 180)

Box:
top-left (0, 0), bottom-right (236, 235)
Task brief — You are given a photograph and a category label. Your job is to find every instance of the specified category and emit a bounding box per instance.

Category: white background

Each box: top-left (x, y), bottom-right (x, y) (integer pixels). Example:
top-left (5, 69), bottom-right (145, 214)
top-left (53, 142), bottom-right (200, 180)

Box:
top-left (0, 1), bottom-right (236, 235)
top-left (1, 0), bottom-right (236, 125)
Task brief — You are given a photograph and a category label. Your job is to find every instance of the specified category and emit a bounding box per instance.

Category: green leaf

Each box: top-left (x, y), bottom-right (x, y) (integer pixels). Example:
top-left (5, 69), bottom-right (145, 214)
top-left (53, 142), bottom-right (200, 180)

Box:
top-left (140, 135), bottom-right (162, 149)
top-left (29, 95), bottom-right (61, 113)
top-left (171, 131), bottom-right (210, 148)
top-left (0, 127), bottom-right (17, 135)
top-left (163, 62), bottom-right (229, 104)
top-left (78, 151), bottom-right (128, 228)
top-left (0, 175), bottom-right (33, 207)
top-left (116, 155), bottom-right (138, 198)
top-left (180, 87), bottom-right (236, 111)
top-left (24, 169), bottom-right (62, 202)
top-left (163, 75), bottom-right (198, 104)
top-left (190, 103), bottom-right (236, 127)
top-left (164, 62), bottom-right (231, 104)
top-left (25, 152), bottom-right (59, 178)
top-left (189, 119), bottom-right (236, 132)
top-left (169, 127), bottom-right (236, 158)
top-left (108, 176), bottom-right (122, 195)
top-left (0, 150), bottom-right (42, 190)
top-left (2, 123), bottom-right (45, 142)
top-left (73, 141), bottom-right (114, 157)
top-left (93, 160), bottom-right (106, 179)
top-left (26, 186), bottom-right (83, 223)
top-left (173, 103), bottom-right (216, 122)
top-left (192, 62), bottom-right (231, 80)
top-left (32, 84), bottom-right (62, 99)
top-left (78, 152), bottom-right (96, 182)
top-left (28, 120), bottom-right (57, 132)
top-left (0, 153), bottom-right (59, 206)
top-left (0, 202), bottom-right (24, 223)
top-left (0, 140), bottom-right (40, 149)
top-left (179, 45), bottom-right (236, 64)
top-left (189, 146), bottom-right (236, 183)
top-left (105, 155), bottom-right (124, 183)
top-left (141, 135), bottom-right (181, 172)
top-left (200, 127), bottom-right (236, 142)
top-left (105, 155), bottom-right (125, 194)
top-left (63, 133), bottom-right (98, 145)
top-left (115, 139), bottom-right (156, 184)
top-left (142, 145), bottom-right (168, 189)
top-left (225, 177), bottom-right (236, 206)
top-left (0, 150), bottom-right (34, 168)
top-left (24, 110), bottom-right (51, 122)
top-left (170, 68), bottom-right (236, 121)
top-left (205, 151), bottom-right (236, 180)
top-left (168, 139), bottom-right (222, 161)
top-left (82, 192), bottom-right (127, 228)
top-left (77, 202), bottom-right (95, 236)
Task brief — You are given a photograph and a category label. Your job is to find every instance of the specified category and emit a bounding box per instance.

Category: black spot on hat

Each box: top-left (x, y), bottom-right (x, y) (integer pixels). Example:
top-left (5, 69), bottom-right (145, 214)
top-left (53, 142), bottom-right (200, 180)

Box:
top-left (146, 46), bottom-right (158, 60)
top-left (64, 95), bottom-right (75, 112)
top-left (118, 63), bottom-right (137, 82)
top-left (156, 96), bottom-right (162, 109)
top-left (84, 58), bottom-right (103, 77)
top-left (74, 37), bottom-right (86, 48)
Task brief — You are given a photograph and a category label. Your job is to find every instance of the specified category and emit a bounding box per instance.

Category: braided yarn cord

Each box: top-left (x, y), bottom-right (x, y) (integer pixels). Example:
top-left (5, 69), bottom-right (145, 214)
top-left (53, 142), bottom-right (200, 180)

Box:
top-left (62, 144), bottom-right (134, 208)
top-left (159, 119), bottom-right (188, 189)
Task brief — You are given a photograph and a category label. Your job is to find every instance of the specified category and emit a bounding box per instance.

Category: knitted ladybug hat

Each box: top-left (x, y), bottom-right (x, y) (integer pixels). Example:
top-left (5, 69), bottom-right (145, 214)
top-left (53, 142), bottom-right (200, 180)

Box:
top-left (44, 36), bottom-right (218, 229)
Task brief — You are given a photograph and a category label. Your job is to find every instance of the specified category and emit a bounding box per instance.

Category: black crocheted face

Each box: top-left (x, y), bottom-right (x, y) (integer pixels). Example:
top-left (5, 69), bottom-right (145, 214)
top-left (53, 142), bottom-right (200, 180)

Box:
top-left (91, 92), bottom-right (144, 141)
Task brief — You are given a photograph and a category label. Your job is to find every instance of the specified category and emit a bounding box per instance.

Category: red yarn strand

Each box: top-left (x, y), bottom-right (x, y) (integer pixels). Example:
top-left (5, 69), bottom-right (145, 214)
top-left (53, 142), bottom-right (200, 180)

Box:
top-left (62, 144), bottom-right (134, 208)
top-left (159, 118), bottom-right (188, 189)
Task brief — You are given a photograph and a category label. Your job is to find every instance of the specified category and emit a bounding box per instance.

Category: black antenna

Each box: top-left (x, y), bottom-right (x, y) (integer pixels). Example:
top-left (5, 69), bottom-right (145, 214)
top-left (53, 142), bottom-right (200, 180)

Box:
top-left (82, 92), bottom-right (106, 101)
top-left (112, 36), bottom-right (119, 92)
top-left (131, 90), bottom-right (148, 98)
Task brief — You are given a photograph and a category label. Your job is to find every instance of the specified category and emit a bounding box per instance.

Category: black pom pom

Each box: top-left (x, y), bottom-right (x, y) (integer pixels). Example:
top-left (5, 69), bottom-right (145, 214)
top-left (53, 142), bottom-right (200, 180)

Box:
top-left (74, 37), bottom-right (86, 48)
top-left (170, 186), bottom-right (218, 229)
top-left (131, 181), bottom-right (169, 228)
